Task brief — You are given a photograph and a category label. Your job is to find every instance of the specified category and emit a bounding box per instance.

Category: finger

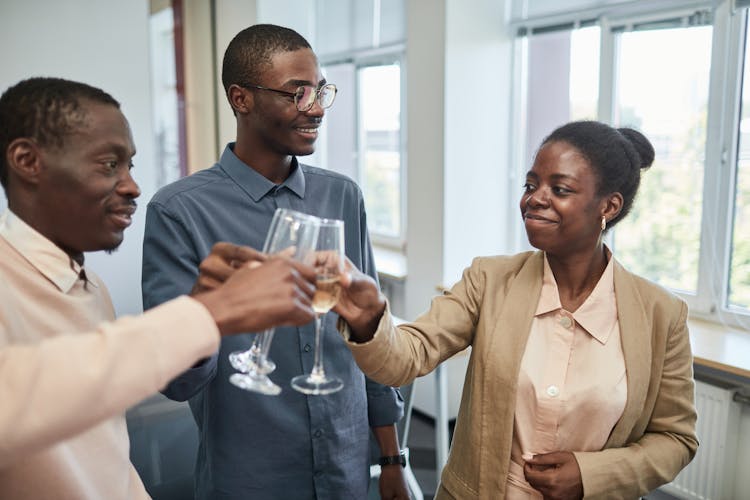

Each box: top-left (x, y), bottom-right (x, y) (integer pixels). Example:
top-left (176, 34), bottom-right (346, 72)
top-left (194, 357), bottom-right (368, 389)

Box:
top-left (526, 451), bottom-right (565, 466)
top-left (290, 269), bottom-right (316, 297)
top-left (274, 246), bottom-right (296, 259)
top-left (212, 242), bottom-right (265, 263)
top-left (198, 256), bottom-right (235, 283)
top-left (338, 271), bottom-right (352, 288)
top-left (523, 463), bottom-right (553, 487)
top-left (190, 275), bottom-right (223, 294)
top-left (287, 259), bottom-right (317, 282)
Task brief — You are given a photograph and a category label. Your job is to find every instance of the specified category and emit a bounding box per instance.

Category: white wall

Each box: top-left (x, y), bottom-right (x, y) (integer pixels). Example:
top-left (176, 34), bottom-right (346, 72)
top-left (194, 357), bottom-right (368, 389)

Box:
top-left (404, 0), bottom-right (447, 320)
top-left (443, 0), bottom-right (513, 287)
top-left (0, 0), bottom-right (156, 316)
top-left (215, 0), bottom-right (259, 148)
top-left (257, 0), bottom-right (315, 40)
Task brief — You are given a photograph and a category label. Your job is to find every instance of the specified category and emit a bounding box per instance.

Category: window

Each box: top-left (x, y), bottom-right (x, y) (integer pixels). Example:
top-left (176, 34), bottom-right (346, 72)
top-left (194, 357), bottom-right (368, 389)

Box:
top-left (314, 0), bottom-right (406, 246)
top-left (148, 0), bottom-right (187, 185)
top-left (520, 26), bottom-right (600, 173)
top-left (319, 58), bottom-right (405, 245)
top-left (511, 25), bottom-right (600, 251)
top-left (730, 24), bottom-right (750, 310)
top-left (357, 63), bottom-right (402, 239)
top-left (512, 2), bottom-right (750, 326)
top-left (612, 26), bottom-right (712, 295)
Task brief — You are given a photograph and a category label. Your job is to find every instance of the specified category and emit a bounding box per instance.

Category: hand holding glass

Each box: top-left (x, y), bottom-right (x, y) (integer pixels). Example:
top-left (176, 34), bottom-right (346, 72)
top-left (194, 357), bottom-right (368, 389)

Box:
top-left (229, 208), bottom-right (319, 395)
top-left (291, 218), bottom-right (345, 395)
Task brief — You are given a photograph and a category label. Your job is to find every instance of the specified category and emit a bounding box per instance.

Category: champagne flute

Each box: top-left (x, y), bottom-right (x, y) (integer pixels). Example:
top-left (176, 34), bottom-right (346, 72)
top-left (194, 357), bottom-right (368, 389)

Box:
top-left (229, 208), bottom-right (320, 395)
top-left (291, 218), bottom-right (345, 395)
top-left (227, 208), bottom-right (284, 375)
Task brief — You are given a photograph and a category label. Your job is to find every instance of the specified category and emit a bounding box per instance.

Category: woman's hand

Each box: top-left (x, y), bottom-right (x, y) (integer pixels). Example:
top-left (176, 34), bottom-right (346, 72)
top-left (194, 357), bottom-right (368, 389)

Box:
top-left (334, 258), bottom-right (387, 342)
top-left (524, 451), bottom-right (583, 500)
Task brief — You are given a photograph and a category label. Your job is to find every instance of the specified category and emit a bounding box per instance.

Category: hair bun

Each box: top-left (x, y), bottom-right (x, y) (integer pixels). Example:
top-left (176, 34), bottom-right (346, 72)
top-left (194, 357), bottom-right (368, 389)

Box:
top-left (618, 127), bottom-right (655, 170)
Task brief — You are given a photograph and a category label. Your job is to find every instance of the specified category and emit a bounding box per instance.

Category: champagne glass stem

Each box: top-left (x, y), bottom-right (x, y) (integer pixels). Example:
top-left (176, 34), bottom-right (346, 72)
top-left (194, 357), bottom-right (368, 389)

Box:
top-left (310, 314), bottom-right (325, 380)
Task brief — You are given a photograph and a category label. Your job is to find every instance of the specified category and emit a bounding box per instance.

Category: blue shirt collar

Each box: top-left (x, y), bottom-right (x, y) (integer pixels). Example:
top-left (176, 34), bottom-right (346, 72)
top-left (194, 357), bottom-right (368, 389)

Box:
top-left (218, 143), bottom-right (306, 202)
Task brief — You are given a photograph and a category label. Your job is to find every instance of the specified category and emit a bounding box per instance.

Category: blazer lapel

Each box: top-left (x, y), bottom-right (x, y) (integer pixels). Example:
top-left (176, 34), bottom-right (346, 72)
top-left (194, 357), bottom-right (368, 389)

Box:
top-left (479, 252), bottom-right (544, 495)
top-left (606, 260), bottom-right (652, 446)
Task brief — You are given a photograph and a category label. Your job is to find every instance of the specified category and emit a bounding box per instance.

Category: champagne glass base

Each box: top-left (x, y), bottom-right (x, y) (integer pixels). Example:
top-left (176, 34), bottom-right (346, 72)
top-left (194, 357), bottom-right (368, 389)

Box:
top-left (291, 374), bottom-right (344, 395)
top-left (228, 350), bottom-right (276, 374)
top-left (229, 373), bottom-right (281, 395)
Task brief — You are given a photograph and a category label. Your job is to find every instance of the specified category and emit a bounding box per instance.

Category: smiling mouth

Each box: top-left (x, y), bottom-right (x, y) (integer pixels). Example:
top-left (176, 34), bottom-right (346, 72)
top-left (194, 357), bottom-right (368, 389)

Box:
top-left (108, 205), bottom-right (137, 229)
top-left (524, 213), bottom-right (556, 224)
top-left (296, 127), bottom-right (318, 134)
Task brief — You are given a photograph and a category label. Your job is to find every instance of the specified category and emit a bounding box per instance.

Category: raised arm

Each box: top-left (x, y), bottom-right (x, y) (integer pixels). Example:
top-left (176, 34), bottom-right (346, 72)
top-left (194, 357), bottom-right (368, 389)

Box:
top-left (0, 256), bottom-right (315, 468)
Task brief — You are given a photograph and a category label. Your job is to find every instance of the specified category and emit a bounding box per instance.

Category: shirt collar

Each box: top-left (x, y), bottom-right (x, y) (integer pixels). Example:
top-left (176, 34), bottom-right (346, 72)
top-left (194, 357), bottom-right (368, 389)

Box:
top-left (535, 248), bottom-right (618, 344)
top-left (218, 143), bottom-right (306, 201)
top-left (0, 209), bottom-right (93, 293)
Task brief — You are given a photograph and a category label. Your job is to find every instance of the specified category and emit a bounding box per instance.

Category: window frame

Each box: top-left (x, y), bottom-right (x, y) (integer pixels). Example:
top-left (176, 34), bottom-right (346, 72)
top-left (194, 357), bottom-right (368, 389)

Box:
top-left (510, 1), bottom-right (750, 329)
top-left (320, 46), bottom-right (407, 249)
top-left (353, 52), bottom-right (406, 249)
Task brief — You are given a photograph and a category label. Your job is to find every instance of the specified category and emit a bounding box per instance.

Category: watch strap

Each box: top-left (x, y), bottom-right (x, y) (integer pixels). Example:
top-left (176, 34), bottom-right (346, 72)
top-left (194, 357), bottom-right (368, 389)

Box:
top-left (378, 450), bottom-right (407, 468)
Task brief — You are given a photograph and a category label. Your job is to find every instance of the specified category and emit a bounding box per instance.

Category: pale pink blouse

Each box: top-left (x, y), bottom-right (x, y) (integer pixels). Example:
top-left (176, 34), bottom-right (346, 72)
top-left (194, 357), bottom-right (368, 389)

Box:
top-left (506, 252), bottom-right (627, 498)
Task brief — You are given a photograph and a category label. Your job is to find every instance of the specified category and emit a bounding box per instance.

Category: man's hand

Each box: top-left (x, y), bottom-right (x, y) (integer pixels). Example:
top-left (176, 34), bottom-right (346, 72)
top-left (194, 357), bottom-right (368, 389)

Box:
top-left (334, 258), bottom-right (387, 342)
top-left (191, 242), bottom-right (266, 295)
top-left (523, 451), bottom-right (583, 500)
top-left (194, 256), bottom-right (317, 336)
top-left (379, 464), bottom-right (410, 500)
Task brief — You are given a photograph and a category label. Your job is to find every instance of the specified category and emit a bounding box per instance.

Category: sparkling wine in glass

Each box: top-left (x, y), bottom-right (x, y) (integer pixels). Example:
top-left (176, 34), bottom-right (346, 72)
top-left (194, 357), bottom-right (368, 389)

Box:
top-left (229, 208), bottom-right (320, 395)
top-left (291, 218), bottom-right (345, 395)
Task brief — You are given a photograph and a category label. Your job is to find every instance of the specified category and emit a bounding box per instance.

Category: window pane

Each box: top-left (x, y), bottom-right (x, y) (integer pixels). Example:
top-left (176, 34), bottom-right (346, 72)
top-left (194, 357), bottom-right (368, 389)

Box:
top-left (149, 7), bottom-right (181, 186)
top-left (612, 26), bottom-right (712, 294)
top-left (525, 26), bottom-right (599, 170)
top-left (358, 64), bottom-right (401, 238)
top-left (729, 26), bottom-right (750, 310)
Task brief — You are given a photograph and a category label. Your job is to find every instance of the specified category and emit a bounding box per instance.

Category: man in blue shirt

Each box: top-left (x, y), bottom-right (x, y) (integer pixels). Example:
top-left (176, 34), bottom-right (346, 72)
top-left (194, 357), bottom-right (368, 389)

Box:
top-left (142, 24), bottom-right (407, 499)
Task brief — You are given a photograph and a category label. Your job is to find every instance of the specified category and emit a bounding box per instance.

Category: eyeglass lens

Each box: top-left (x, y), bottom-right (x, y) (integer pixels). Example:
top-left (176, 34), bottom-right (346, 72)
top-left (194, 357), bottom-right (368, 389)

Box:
top-left (295, 84), bottom-right (336, 111)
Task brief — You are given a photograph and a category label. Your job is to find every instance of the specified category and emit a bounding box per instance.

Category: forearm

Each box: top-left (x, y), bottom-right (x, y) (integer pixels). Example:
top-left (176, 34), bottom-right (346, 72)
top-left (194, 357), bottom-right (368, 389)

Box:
top-left (0, 297), bottom-right (218, 467)
top-left (372, 424), bottom-right (401, 456)
top-left (575, 430), bottom-right (697, 498)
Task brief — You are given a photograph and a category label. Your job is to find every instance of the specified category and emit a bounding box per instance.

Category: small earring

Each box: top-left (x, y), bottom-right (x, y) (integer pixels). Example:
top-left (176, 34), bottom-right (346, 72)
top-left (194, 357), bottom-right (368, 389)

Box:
top-left (601, 216), bottom-right (607, 231)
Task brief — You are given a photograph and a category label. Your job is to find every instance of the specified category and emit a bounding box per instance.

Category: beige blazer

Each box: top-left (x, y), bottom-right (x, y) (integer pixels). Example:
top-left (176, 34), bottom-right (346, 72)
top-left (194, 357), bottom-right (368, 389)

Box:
top-left (347, 251), bottom-right (698, 499)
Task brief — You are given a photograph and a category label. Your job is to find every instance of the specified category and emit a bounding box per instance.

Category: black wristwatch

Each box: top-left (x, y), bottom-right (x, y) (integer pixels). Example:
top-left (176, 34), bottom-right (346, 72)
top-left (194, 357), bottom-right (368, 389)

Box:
top-left (378, 450), bottom-right (407, 468)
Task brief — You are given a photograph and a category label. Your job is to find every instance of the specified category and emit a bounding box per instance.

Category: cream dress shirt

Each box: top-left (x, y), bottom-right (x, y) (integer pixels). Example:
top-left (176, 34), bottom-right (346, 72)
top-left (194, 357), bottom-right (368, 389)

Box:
top-left (0, 210), bottom-right (220, 499)
top-left (507, 253), bottom-right (627, 498)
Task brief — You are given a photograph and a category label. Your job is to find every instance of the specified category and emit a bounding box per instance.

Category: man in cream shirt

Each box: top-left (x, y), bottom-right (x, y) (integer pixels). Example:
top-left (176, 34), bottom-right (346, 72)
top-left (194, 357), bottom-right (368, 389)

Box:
top-left (0, 77), bottom-right (317, 499)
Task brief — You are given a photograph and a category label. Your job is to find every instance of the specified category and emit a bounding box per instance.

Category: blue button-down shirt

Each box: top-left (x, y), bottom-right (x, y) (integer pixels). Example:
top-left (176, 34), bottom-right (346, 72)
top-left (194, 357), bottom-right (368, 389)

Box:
top-left (142, 145), bottom-right (403, 500)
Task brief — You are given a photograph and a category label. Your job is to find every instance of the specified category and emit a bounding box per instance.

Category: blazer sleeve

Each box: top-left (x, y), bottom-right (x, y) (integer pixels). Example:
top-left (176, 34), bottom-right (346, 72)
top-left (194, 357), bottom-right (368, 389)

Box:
top-left (0, 297), bottom-right (219, 468)
top-left (346, 257), bottom-right (486, 388)
top-left (574, 300), bottom-right (698, 499)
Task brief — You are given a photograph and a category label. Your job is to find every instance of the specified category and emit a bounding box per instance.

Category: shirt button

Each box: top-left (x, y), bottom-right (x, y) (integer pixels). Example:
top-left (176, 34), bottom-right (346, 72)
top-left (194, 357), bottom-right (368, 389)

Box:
top-left (546, 385), bottom-right (560, 397)
top-left (303, 344), bottom-right (312, 352)
top-left (313, 429), bottom-right (323, 438)
top-left (559, 315), bottom-right (573, 329)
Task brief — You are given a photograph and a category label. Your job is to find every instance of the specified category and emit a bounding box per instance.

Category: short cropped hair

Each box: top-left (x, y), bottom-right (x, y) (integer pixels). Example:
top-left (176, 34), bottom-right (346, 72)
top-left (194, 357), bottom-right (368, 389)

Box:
top-left (0, 77), bottom-right (120, 189)
top-left (541, 120), bottom-right (655, 229)
top-left (221, 24), bottom-right (312, 96)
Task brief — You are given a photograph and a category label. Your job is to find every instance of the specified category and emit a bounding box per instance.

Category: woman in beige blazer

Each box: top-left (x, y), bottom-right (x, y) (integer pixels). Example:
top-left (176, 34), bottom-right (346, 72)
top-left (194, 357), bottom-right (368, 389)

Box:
top-left (335, 121), bottom-right (698, 499)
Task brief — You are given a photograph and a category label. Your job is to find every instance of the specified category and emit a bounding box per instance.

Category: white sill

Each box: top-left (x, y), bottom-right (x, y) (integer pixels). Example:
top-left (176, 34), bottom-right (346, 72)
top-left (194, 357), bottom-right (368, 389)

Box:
top-left (688, 317), bottom-right (750, 380)
top-left (373, 245), bottom-right (407, 281)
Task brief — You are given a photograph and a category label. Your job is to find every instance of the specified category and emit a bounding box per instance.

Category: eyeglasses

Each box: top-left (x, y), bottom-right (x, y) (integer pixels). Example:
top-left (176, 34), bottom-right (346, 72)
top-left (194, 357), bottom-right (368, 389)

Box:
top-left (241, 83), bottom-right (337, 112)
